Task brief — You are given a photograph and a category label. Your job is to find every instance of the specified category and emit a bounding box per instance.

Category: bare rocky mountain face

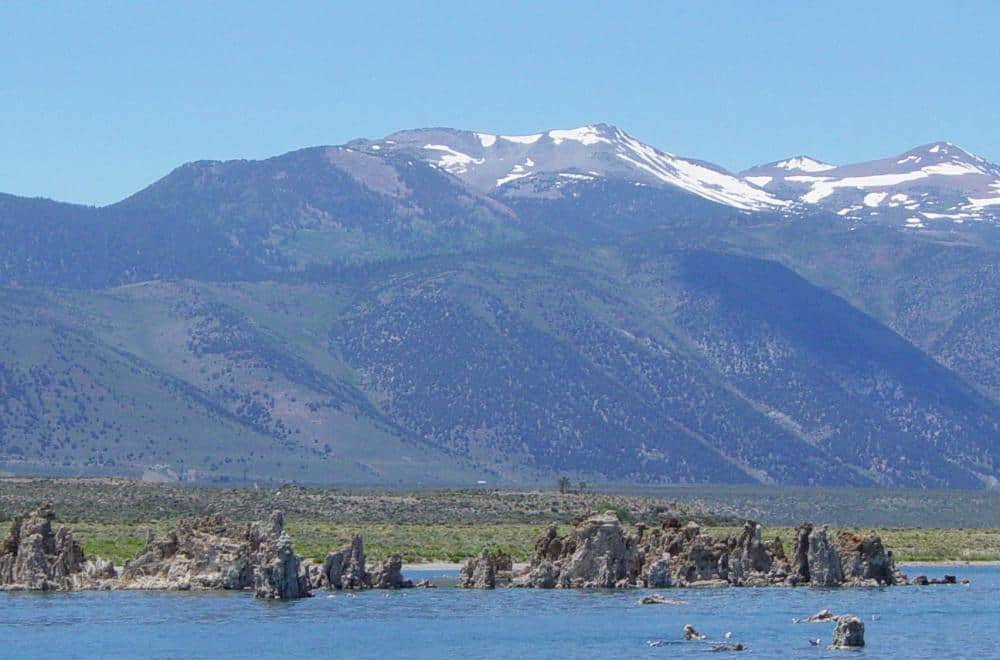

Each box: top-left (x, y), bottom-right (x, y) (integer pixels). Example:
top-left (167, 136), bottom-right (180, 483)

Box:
top-left (0, 125), bottom-right (997, 488)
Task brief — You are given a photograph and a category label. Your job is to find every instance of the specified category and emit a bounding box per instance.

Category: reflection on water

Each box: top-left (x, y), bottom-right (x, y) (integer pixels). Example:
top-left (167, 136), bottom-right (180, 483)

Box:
top-left (1, 565), bottom-right (994, 659)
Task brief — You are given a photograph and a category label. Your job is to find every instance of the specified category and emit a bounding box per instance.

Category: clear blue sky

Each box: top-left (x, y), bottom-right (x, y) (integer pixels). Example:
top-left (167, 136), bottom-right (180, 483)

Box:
top-left (2, 1), bottom-right (998, 206)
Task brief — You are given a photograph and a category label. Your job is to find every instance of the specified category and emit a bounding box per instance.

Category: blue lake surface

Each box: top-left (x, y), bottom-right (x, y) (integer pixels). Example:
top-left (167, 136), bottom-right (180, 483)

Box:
top-left (2, 565), bottom-right (997, 659)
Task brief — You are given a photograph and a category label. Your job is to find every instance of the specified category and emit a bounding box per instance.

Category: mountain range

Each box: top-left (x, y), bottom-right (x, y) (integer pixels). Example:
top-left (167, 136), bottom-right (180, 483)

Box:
top-left (1, 124), bottom-right (997, 488)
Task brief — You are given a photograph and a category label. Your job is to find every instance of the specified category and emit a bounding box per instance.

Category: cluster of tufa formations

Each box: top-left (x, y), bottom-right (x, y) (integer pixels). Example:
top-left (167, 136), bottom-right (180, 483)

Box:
top-left (0, 505), bottom-right (115, 591)
top-left (462, 511), bottom-right (911, 589)
top-left (0, 506), bottom-right (959, 600)
top-left (0, 505), bottom-right (420, 598)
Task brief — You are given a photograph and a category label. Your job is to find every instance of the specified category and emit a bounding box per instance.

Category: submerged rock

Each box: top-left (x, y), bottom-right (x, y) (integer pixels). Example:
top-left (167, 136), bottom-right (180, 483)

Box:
top-left (683, 624), bottom-right (707, 640)
top-left (913, 574), bottom-right (960, 586)
top-left (638, 593), bottom-right (685, 605)
top-left (830, 615), bottom-right (865, 648)
top-left (710, 642), bottom-right (745, 652)
top-left (801, 608), bottom-right (838, 623)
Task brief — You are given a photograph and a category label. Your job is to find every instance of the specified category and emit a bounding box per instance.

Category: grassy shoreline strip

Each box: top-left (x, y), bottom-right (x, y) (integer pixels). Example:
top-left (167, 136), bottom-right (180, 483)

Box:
top-left (68, 521), bottom-right (1000, 565)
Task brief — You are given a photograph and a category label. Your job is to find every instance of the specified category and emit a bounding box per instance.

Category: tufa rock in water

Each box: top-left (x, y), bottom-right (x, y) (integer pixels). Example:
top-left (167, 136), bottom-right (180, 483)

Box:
top-left (807, 526), bottom-right (844, 587)
top-left (312, 534), bottom-right (369, 590)
top-left (513, 513), bottom-right (913, 590)
top-left (369, 553), bottom-right (413, 589)
top-left (789, 523), bottom-right (813, 584)
top-left (0, 504), bottom-right (111, 591)
top-left (458, 546), bottom-right (497, 589)
top-left (645, 557), bottom-right (673, 588)
top-left (120, 510), bottom-right (310, 599)
top-left (830, 615), bottom-right (865, 648)
top-left (251, 512), bottom-right (311, 600)
top-left (514, 511), bottom-right (636, 589)
top-left (516, 561), bottom-right (559, 589)
top-left (836, 530), bottom-right (905, 586)
top-left (121, 514), bottom-right (254, 591)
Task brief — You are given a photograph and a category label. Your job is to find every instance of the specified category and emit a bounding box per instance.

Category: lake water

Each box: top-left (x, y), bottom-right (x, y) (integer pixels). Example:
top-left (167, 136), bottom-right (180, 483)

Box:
top-left (2, 565), bottom-right (996, 658)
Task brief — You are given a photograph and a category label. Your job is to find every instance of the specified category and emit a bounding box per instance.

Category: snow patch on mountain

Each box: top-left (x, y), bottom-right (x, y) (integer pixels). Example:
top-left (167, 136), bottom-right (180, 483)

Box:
top-left (966, 181), bottom-right (1000, 207)
top-left (548, 126), bottom-right (614, 146)
top-left (496, 158), bottom-right (536, 187)
top-left (423, 144), bottom-right (485, 174)
top-left (476, 133), bottom-right (497, 148)
top-left (966, 195), bottom-right (1000, 209)
top-left (799, 160), bottom-right (989, 204)
top-left (501, 133), bottom-right (543, 145)
top-left (864, 192), bottom-right (888, 207)
top-left (614, 131), bottom-right (787, 210)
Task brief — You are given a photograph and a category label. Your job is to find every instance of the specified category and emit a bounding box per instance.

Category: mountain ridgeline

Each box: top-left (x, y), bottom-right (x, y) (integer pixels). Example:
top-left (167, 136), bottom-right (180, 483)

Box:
top-left (0, 124), bottom-right (997, 488)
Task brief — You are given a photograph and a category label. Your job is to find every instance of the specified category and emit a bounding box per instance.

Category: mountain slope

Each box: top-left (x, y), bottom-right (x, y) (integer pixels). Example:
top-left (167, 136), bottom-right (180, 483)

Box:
top-left (720, 222), bottom-right (1000, 404)
top-left (0, 124), bottom-right (997, 488)
top-left (0, 148), bottom-right (522, 287)
top-left (2, 243), bottom-right (994, 487)
top-left (0, 285), bottom-right (486, 485)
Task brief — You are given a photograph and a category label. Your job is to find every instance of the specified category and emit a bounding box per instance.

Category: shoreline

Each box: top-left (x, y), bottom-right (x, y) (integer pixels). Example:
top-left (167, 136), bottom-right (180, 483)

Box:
top-left (898, 560), bottom-right (1000, 567)
top-left (399, 561), bottom-right (999, 572)
top-left (403, 562), bottom-right (529, 571)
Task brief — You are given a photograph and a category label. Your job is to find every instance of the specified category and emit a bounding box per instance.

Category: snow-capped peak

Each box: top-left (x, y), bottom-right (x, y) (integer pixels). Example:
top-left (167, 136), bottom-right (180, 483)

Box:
top-left (898, 141), bottom-right (995, 173)
top-left (773, 156), bottom-right (836, 173)
top-left (740, 141), bottom-right (1000, 227)
top-left (371, 124), bottom-right (788, 212)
